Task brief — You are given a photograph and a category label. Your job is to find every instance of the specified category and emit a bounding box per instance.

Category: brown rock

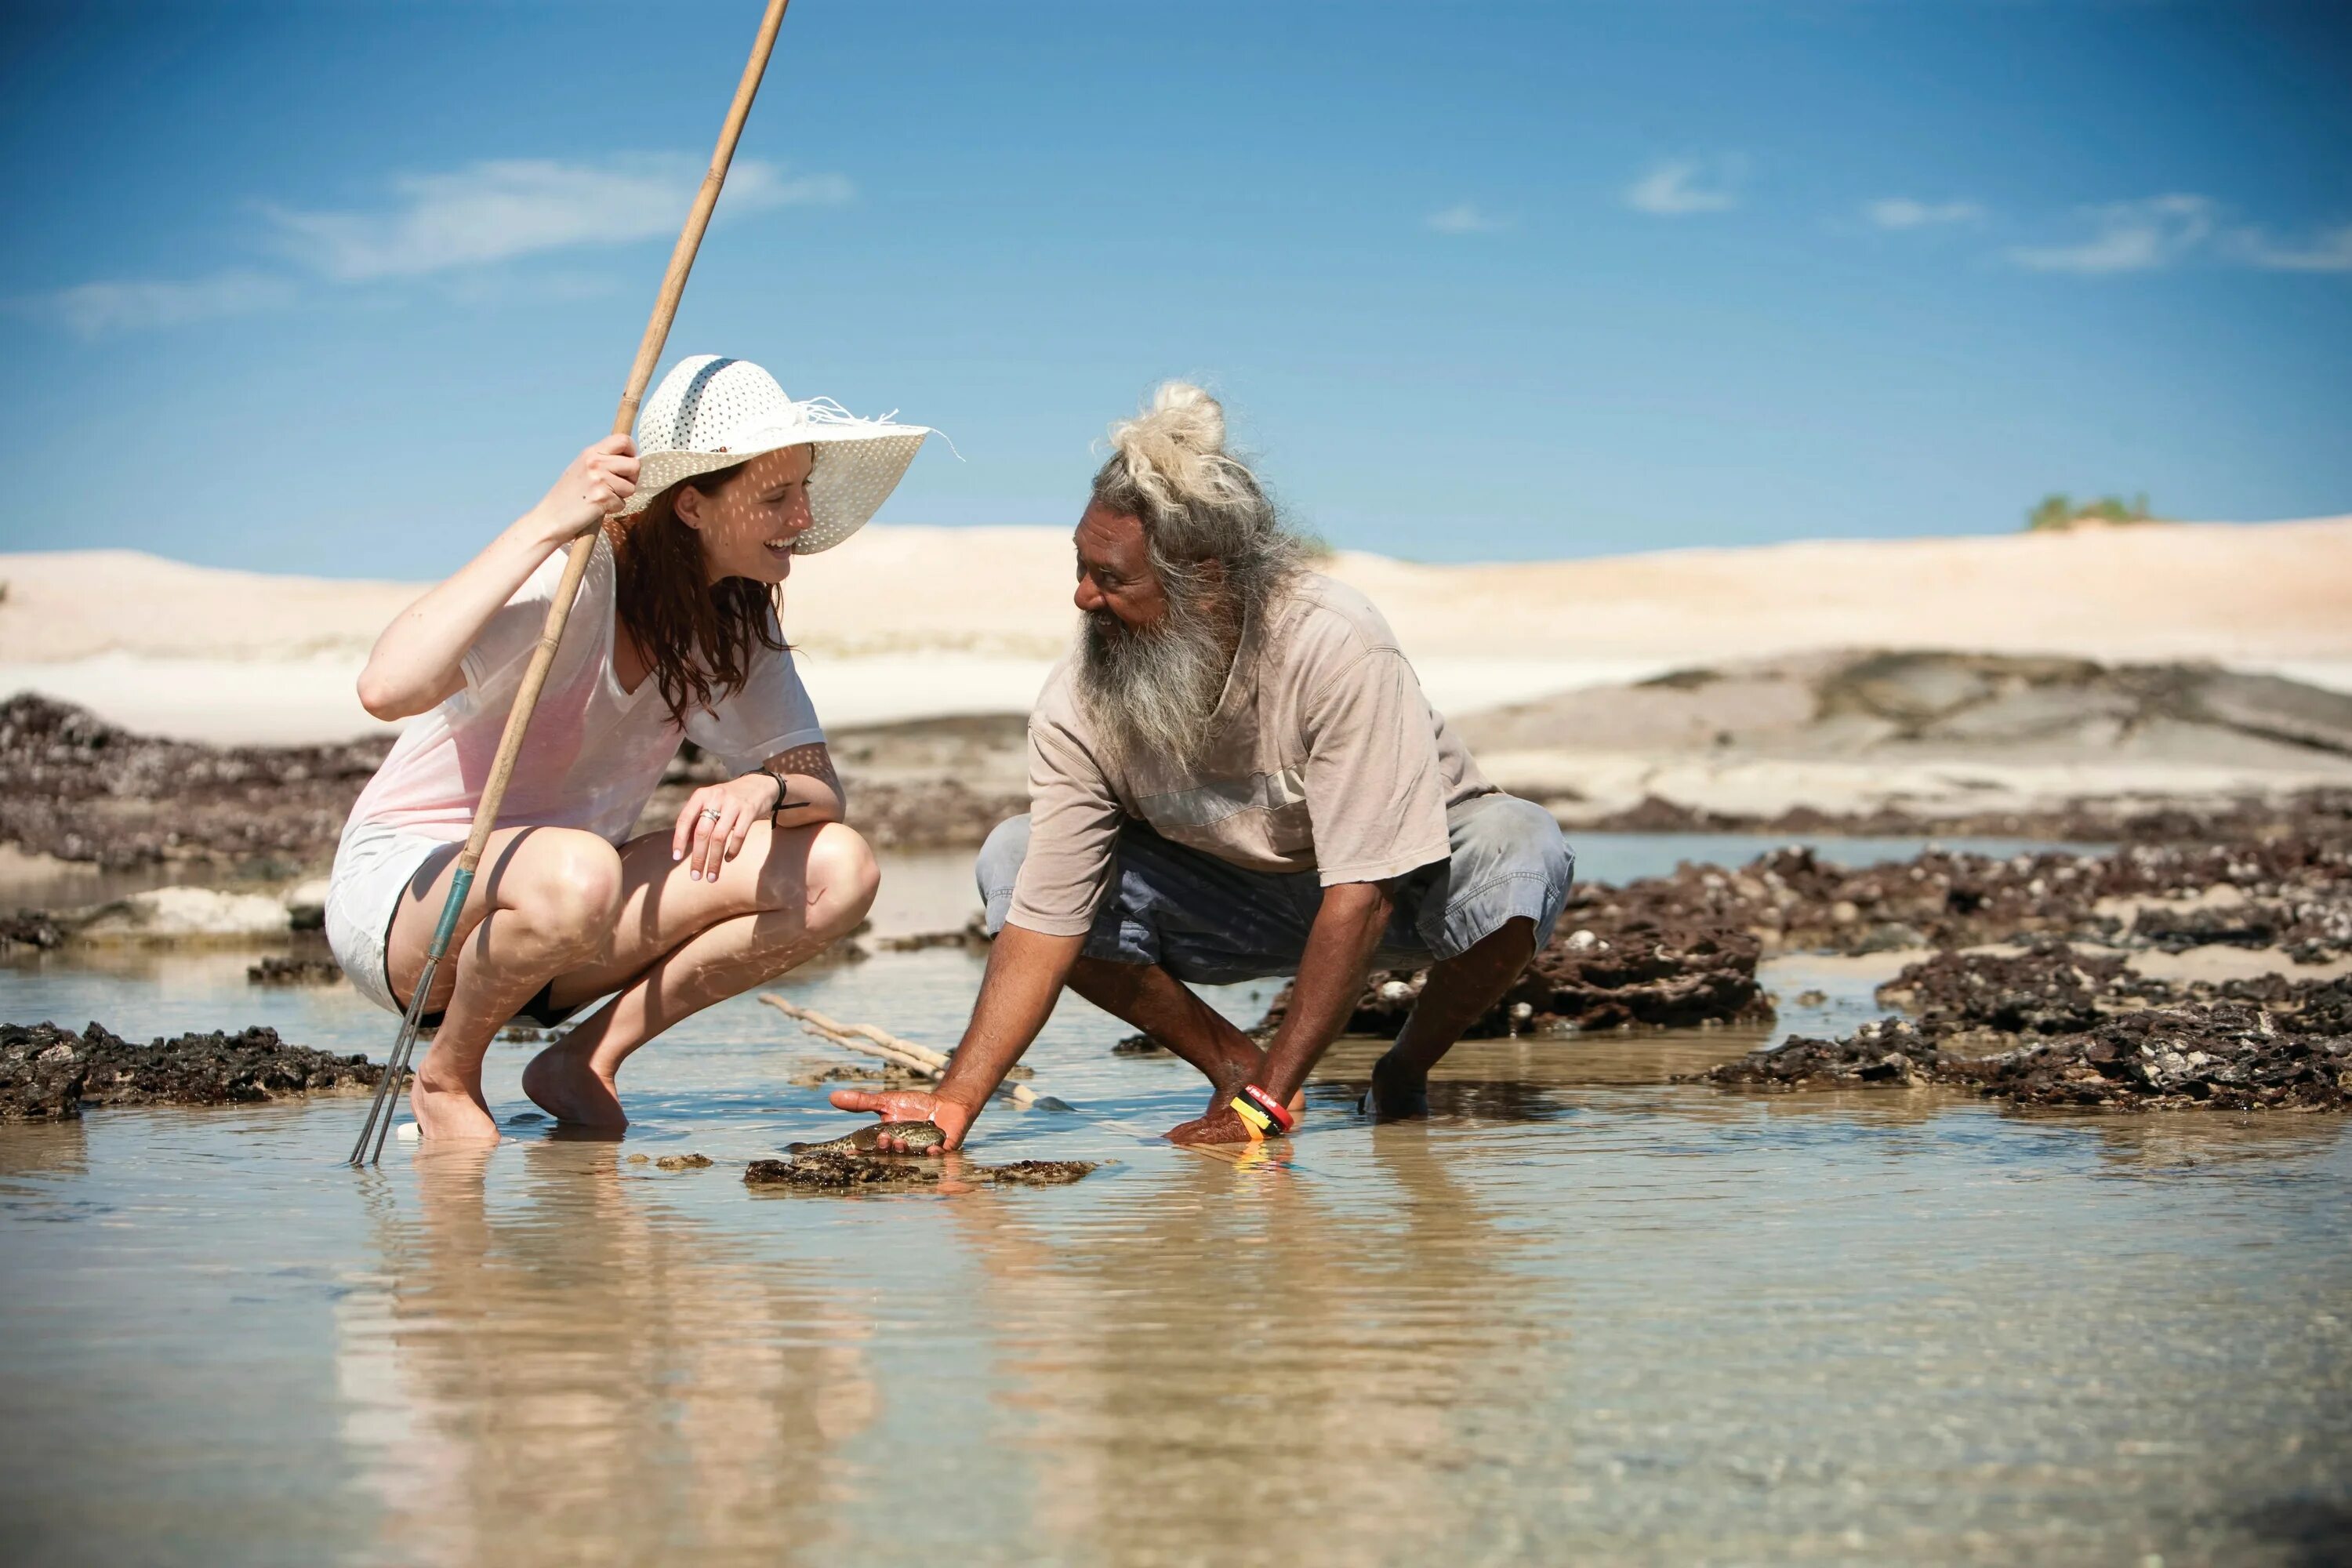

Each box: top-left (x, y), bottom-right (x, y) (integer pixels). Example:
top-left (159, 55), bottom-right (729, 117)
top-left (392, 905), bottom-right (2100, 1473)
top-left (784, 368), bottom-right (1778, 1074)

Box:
top-left (0, 1019), bottom-right (380, 1119)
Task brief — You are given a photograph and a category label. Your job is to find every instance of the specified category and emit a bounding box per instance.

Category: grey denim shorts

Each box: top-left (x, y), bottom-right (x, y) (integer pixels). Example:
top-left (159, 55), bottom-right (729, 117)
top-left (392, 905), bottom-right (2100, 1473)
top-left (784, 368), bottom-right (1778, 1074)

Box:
top-left (977, 793), bottom-right (1574, 986)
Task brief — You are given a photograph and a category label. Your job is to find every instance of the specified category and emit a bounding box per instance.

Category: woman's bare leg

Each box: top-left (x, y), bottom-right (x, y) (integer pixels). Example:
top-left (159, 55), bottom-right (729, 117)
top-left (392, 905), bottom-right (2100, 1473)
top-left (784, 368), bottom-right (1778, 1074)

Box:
top-left (383, 827), bottom-right (626, 1145)
top-left (521, 821), bottom-right (880, 1128)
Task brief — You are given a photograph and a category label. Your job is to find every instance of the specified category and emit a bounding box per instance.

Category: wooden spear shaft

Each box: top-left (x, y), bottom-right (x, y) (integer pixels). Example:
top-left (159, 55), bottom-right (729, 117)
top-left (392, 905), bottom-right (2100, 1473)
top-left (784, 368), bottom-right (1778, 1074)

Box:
top-left (463, 0), bottom-right (790, 886)
top-left (353, 0), bottom-right (790, 1164)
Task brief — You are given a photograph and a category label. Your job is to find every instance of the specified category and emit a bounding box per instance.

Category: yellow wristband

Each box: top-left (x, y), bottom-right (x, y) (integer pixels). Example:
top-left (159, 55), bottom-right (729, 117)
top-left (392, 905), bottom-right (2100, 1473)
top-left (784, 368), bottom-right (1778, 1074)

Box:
top-left (1229, 1096), bottom-right (1272, 1138)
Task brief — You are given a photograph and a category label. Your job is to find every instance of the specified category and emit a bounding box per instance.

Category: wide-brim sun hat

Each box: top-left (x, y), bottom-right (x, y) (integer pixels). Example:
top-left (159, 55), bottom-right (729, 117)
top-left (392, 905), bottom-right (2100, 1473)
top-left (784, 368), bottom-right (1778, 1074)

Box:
top-left (618, 354), bottom-right (934, 553)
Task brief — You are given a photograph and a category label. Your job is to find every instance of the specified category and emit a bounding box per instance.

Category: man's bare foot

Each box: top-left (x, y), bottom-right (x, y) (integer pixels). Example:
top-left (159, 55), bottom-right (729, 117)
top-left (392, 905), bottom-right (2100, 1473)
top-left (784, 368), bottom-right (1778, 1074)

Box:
top-left (521, 1044), bottom-right (627, 1130)
top-left (1359, 1052), bottom-right (1431, 1120)
top-left (409, 1069), bottom-right (501, 1144)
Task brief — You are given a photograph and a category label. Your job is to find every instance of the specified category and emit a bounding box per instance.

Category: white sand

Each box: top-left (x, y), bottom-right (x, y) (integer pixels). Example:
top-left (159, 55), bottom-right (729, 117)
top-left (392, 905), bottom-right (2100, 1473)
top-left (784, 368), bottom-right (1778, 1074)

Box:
top-left (3, 515), bottom-right (2347, 744)
top-left (1483, 753), bottom-right (2352, 828)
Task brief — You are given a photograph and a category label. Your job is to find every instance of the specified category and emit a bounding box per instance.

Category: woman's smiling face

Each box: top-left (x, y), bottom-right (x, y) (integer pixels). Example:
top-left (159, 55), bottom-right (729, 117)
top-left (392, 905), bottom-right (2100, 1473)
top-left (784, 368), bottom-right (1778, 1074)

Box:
top-left (675, 443), bottom-right (817, 586)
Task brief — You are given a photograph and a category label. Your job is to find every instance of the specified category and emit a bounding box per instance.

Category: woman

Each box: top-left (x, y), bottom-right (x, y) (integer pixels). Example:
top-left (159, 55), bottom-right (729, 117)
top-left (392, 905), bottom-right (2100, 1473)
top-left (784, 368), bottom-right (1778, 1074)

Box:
top-left (328, 354), bottom-right (932, 1144)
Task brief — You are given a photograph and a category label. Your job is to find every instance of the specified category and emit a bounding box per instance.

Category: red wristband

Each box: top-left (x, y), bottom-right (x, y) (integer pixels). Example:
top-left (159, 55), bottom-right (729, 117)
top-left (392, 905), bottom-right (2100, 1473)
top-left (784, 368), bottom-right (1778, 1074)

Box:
top-left (1239, 1083), bottom-right (1294, 1133)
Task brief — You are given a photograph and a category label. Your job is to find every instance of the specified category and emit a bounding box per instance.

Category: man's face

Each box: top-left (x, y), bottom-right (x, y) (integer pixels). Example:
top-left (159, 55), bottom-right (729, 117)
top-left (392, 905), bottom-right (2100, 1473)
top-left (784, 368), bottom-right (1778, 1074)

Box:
top-left (1073, 503), bottom-right (1167, 633)
top-left (1069, 499), bottom-right (1232, 768)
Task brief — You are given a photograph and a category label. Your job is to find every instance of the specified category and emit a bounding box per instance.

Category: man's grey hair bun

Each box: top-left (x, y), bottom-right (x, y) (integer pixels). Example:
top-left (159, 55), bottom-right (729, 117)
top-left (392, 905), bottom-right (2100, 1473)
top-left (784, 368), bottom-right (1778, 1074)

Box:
top-left (1105, 381), bottom-right (1229, 513)
top-left (1092, 382), bottom-right (1301, 617)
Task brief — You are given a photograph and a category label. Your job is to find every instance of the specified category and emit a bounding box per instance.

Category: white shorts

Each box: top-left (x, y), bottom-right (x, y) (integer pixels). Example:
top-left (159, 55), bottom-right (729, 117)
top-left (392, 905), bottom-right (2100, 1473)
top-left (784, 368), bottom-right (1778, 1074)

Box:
top-left (325, 819), bottom-right (457, 1016)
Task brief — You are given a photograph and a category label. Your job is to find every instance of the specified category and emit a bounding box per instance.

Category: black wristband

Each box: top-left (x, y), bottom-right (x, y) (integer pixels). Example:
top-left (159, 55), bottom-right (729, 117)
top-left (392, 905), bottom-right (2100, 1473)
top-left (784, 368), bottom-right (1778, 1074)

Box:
top-left (742, 767), bottom-right (787, 821)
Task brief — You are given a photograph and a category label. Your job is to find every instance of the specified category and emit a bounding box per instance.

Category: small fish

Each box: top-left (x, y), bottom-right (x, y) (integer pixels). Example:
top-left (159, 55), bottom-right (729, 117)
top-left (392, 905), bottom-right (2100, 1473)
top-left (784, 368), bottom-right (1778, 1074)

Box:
top-left (786, 1120), bottom-right (946, 1156)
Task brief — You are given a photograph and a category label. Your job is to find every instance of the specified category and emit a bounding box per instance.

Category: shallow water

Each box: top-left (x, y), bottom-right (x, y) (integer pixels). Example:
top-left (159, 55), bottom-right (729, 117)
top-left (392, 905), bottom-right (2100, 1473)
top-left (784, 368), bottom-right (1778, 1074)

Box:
top-left (2, 835), bottom-right (2346, 1567)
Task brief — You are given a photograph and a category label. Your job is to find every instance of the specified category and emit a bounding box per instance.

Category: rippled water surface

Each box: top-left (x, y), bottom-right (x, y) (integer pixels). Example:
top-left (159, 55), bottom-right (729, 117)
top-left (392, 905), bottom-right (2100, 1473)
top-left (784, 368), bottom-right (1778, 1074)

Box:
top-left (2, 838), bottom-right (2347, 1566)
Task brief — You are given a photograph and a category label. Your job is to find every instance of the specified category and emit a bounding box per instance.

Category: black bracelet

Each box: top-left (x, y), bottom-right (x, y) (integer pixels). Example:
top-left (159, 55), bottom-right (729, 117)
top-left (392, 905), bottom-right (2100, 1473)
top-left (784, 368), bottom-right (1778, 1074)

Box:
top-left (741, 767), bottom-right (787, 822)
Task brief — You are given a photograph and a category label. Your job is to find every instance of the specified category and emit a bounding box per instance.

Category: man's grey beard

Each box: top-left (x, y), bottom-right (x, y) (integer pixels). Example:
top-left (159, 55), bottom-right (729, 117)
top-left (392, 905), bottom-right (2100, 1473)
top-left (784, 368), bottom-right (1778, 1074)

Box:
top-left (1073, 594), bottom-right (1233, 773)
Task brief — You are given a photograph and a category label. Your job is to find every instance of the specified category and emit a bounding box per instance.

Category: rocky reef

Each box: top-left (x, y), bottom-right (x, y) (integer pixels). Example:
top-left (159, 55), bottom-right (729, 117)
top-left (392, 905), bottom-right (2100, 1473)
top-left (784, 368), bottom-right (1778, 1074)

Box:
top-left (0, 694), bottom-right (385, 873)
top-left (0, 695), bottom-right (1025, 876)
top-left (0, 910), bottom-right (67, 951)
top-left (247, 952), bottom-right (343, 985)
top-left (1577, 835), bottom-right (2352, 961)
top-left (0, 1020), bottom-right (381, 1120)
top-left (1253, 827), bottom-right (2351, 1045)
top-left (744, 1151), bottom-right (1098, 1191)
top-left (1704, 1005), bottom-right (2350, 1111)
top-left (10, 685), bottom-right (2352, 884)
top-left (1257, 921), bottom-right (1772, 1040)
top-left (1698, 934), bottom-right (2352, 1110)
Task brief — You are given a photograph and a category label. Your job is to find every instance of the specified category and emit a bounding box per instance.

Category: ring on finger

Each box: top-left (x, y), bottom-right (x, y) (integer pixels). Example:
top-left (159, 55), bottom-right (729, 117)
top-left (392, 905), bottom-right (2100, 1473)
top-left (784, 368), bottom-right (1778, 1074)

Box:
top-left (700, 806), bottom-right (724, 822)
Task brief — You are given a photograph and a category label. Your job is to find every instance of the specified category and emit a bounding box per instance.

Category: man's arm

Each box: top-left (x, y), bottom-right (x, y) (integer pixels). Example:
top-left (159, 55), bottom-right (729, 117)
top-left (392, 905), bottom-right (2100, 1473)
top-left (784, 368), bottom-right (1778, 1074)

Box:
top-left (833, 699), bottom-right (1121, 1150)
top-left (829, 922), bottom-right (1083, 1151)
top-left (1163, 878), bottom-right (1393, 1146)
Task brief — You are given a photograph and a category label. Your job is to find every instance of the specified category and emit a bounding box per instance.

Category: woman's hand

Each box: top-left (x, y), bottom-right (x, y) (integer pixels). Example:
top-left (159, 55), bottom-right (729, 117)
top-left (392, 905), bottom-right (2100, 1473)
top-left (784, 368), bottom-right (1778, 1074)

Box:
top-left (826, 1088), bottom-right (977, 1153)
top-left (671, 771), bottom-right (784, 881)
top-left (528, 435), bottom-right (640, 544)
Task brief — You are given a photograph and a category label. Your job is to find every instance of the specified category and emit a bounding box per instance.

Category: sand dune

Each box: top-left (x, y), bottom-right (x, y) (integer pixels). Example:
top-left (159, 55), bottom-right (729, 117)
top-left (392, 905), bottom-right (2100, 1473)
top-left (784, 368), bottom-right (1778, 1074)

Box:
top-left (2, 516), bottom-right (2347, 743)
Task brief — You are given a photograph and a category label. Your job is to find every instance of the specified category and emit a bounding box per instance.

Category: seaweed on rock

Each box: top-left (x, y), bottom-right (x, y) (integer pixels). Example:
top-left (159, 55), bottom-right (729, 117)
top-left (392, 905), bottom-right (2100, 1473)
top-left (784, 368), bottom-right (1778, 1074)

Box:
top-left (0, 1020), bottom-right (380, 1120)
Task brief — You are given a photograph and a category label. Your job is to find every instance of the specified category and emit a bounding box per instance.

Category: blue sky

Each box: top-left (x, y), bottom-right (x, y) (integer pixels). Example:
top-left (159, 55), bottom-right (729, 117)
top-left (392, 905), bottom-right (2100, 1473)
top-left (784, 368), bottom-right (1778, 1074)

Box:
top-left (2, 0), bottom-right (2348, 575)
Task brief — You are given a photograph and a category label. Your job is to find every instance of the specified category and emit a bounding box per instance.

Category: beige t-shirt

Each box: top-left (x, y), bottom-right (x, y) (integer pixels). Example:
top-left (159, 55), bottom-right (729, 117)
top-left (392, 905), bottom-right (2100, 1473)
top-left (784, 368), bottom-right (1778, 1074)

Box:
top-left (1007, 573), bottom-right (1494, 937)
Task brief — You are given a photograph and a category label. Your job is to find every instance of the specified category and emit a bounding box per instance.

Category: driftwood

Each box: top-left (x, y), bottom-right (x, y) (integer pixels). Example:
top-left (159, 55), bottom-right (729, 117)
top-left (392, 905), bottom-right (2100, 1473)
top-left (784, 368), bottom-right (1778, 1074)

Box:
top-left (755, 993), bottom-right (1251, 1166)
top-left (757, 995), bottom-right (1052, 1107)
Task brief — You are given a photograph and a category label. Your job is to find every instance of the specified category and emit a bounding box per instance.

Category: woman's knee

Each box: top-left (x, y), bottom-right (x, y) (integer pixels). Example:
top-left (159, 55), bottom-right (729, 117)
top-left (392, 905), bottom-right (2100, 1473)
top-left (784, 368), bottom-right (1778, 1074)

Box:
top-left (510, 830), bottom-right (624, 946)
top-left (801, 822), bottom-right (880, 926)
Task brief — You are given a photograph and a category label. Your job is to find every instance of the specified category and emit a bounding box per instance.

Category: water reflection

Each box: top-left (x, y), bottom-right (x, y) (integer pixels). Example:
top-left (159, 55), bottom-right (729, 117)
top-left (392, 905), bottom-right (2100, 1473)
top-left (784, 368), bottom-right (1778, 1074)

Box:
top-left (0, 1119), bottom-right (86, 1182)
top-left (339, 1144), bottom-right (877, 1567)
top-left (940, 1130), bottom-right (1570, 1563)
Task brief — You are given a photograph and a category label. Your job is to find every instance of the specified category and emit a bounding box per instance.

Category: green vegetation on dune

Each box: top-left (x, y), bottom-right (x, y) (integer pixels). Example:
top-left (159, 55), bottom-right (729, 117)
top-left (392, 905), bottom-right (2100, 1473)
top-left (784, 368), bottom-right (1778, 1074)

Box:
top-left (2026, 492), bottom-right (2162, 532)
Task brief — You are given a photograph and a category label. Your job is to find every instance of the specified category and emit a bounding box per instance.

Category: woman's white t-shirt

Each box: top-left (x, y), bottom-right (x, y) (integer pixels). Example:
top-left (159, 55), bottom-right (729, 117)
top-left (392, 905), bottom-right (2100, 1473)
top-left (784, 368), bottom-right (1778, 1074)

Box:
top-left (343, 534), bottom-right (823, 846)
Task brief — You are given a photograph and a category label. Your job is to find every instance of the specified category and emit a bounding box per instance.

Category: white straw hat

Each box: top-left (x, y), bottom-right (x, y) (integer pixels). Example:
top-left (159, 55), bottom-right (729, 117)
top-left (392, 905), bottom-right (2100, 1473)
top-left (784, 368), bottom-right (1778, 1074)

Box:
top-left (618, 354), bottom-right (933, 554)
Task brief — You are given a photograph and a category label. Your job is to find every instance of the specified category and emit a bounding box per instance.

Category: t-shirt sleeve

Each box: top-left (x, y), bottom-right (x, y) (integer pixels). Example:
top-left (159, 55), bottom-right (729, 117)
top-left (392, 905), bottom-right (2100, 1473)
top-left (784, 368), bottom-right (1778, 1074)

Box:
top-left (457, 550), bottom-right (568, 695)
top-left (683, 613), bottom-right (826, 773)
top-left (1005, 717), bottom-right (1124, 937)
top-left (1301, 648), bottom-right (1451, 886)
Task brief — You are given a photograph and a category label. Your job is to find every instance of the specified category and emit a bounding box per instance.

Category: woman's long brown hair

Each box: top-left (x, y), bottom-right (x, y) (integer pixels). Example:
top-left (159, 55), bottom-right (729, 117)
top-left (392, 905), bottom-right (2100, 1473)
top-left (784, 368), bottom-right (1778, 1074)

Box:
top-left (603, 463), bottom-right (786, 727)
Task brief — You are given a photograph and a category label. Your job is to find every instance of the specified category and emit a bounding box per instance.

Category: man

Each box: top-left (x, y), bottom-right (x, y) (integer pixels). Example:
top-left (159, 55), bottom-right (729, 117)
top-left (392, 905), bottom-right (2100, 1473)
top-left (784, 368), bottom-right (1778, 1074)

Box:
top-left (833, 383), bottom-right (1573, 1148)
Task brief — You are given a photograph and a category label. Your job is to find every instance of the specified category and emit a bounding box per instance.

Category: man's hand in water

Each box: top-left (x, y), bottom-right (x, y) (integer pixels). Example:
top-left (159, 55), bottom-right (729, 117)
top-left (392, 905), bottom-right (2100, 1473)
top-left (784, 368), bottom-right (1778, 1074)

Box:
top-left (827, 1088), bottom-right (975, 1153)
top-left (1165, 1102), bottom-right (1261, 1147)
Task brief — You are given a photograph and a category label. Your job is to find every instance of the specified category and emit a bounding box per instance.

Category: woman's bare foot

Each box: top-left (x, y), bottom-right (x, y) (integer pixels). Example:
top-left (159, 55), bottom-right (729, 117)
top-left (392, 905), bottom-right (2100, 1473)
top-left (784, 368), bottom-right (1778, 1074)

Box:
top-left (408, 1067), bottom-right (501, 1145)
top-left (521, 1044), bottom-right (627, 1129)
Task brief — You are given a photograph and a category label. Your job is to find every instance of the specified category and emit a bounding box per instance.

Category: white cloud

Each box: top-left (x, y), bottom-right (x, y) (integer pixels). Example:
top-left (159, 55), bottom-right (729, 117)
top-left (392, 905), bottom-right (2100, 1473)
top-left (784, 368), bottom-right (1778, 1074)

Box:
top-left (25, 270), bottom-right (296, 339)
top-left (16, 151), bottom-right (855, 338)
top-left (1425, 201), bottom-right (1508, 234)
top-left (260, 154), bottom-right (853, 281)
top-left (1864, 197), bottom-right (1984, 230)
top-left (1625, 158), bottom-right (1740, 216)
top-left (2008, 194), bottom-right (2216, 274)
top-left (2232, 223), bottom-right (2352, 274)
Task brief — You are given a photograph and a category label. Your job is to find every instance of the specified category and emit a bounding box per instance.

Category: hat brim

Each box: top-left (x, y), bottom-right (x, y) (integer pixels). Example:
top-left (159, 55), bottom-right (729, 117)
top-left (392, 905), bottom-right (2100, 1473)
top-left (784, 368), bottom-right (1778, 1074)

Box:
top-left (615, 423), bottom-right (931, 554)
